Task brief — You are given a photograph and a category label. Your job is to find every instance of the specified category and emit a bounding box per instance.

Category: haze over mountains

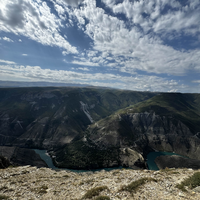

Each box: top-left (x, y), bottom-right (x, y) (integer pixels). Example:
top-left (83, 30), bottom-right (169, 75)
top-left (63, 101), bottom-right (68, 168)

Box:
top-left (0, 80), bottom-right (91, 88)
top-left (0, 86), bottom-right (200, 169)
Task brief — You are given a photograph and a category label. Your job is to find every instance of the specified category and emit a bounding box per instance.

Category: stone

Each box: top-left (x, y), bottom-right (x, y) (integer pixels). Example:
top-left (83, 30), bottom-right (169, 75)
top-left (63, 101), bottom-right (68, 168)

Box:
top-left (194, 186), bottom-right (200, 193)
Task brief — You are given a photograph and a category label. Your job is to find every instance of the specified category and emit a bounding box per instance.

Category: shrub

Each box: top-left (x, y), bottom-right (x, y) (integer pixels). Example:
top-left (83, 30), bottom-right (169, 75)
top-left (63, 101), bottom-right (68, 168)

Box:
top-left (120, 177), bottom-right (157, 193)
top-left (95, 196), bottom-right (110, 200)
top-left (31, 185), bottom-right (48, 194)
top-left (82, 186), bottom-right (109, 199)
top-left (0, 194), bottom-right (9, 200)
top-left (176, 172), bottom-right (200, 192)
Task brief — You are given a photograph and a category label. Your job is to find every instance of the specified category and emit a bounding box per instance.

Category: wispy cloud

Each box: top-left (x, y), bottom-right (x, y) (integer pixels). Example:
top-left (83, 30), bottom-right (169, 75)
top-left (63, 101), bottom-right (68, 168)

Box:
top-left (2, 37), bottom-right (13, 42)
top-left (72, 60), bottom-right (99, 67)
top-left (77, 67), bottom-right (90, 71)
top-left (71, 0), bottom-right (200, 77)
top-left (0, 0), bottom-right (78, 54)
top-left (192, 80), bottom-right (200, 83)
top-left (0, 64), bottom-right (189, 92)
top-left (0, 59), bottom-right (16, 64)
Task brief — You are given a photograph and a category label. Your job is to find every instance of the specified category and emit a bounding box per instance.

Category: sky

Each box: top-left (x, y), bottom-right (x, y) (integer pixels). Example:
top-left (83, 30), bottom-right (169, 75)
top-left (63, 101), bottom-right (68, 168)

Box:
top-left (0, 0), bottom-right (200, 93)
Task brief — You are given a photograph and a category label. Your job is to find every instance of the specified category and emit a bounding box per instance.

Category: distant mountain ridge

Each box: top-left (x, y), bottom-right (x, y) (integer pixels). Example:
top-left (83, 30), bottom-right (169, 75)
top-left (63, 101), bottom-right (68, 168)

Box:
top-left (0, 80), bottom-right (91, 88)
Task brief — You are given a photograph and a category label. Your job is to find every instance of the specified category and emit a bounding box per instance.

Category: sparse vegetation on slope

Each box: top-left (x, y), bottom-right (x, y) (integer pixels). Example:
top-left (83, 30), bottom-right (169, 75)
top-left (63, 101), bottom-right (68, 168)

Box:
top-left (0, 195), bottom-right (9, 200)
top-left (95, 196), bottom-right (110, 200)
top-left (176, 172), bottom-right (200, 192)
top-left (82, 186), bottom-right (109, 199)
top-left (120, 177), bottom-right (157, 193)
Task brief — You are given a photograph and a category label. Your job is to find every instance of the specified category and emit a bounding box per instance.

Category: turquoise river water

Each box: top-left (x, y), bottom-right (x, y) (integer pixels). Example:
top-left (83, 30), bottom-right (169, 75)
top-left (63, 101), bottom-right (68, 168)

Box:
top-left (34, 149), bottom-right (179, 171)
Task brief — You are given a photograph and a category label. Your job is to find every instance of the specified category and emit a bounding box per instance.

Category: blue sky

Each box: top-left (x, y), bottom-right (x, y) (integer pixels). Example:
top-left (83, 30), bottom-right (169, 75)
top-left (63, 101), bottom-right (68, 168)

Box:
top-left (0, 0), bottom-right (200, 92)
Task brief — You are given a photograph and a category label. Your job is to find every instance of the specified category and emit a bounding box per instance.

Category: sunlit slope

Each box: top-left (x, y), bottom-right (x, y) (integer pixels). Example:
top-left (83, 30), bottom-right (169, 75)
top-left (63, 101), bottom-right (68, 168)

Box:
top-left (117, 93), bottom-right (200, 133)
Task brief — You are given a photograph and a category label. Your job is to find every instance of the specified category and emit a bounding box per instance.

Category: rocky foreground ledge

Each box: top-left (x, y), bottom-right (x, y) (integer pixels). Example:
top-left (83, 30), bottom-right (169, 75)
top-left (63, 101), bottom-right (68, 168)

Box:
top-left (1, 166), bottom-right (200, 200)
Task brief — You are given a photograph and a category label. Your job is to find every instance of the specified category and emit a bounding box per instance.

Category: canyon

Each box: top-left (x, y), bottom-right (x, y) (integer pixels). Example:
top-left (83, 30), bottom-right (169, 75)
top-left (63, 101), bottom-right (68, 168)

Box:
top-left (0, 87), bottom-right (200, 170)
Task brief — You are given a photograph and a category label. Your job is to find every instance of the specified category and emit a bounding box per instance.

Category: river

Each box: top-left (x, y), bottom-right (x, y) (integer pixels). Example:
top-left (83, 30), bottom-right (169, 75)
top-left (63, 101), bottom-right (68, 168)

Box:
top-left (33, 149), bottom-right (123, 172)
top-left (34, 149), bottom-right (179, 171)
top-left (146, 151), bottom-right (180, 170)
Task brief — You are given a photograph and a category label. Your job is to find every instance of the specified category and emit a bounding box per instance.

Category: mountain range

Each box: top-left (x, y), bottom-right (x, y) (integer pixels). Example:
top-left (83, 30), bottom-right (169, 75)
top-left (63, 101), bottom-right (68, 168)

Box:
top-left (0, 86), bottom-right (200, 169)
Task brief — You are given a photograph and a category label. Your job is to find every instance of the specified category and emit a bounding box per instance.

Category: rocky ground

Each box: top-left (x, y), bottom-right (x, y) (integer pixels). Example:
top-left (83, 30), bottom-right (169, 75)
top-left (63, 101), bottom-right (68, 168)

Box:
top-left (1, 166), bottom-right (200, 199)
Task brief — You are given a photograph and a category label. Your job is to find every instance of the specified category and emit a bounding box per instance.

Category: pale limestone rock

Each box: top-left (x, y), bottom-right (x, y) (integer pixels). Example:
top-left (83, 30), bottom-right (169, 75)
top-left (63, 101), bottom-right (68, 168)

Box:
top-left (0, 167), bottom-right (200, 199)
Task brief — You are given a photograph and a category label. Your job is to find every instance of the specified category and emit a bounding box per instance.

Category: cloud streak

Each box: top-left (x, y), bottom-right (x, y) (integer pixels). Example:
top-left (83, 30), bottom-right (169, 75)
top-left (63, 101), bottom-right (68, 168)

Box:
top-left (0, 64), bottom-right (189, 92)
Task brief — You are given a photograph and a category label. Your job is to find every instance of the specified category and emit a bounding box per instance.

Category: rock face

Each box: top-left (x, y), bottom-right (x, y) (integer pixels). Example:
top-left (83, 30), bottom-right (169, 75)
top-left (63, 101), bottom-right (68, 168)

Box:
top-left (0, 156), bottom-right (10, 169)
top-left (1, 166), bottom-right (200, 199)
top-left (0, 87), bottom-right (155, 150)
top-left (56, 111), bottom-right (199, 170)
top-left (53, 92), bottom-right (200, 169)
top-left (0, 146), bottom-right (47, 168)
top-left (155, 155), bottom-right (200, 170)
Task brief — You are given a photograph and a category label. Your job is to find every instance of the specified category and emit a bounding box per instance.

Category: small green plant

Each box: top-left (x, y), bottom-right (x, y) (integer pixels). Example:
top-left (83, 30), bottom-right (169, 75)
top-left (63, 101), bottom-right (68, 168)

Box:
top-left (39, 185), bottom-right (48, 194)
top-left (95, 196), bottom-right (110, 200)
top-left (160, 167), bottom-right (173, 172)
top-left (0, 194), bottom-right (9, 200)
top-left (160, 168), bottom-right (180, 175)
top-left (80, 179), bottom-right (94, 185)
top-left (176, 172), bottom-right (200, 192)
top-left (112, 170), bottom-right (120, 175)
top-left (82, 186), bottom-right (109, 199)
top-left (31, 185), bottom-right (48, 194)
top-left (120, 177), bottom-right (157, 193)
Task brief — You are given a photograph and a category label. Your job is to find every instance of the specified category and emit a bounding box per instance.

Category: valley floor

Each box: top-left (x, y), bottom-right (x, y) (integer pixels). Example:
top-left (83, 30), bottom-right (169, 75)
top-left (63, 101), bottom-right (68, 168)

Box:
top-left (0, 166), bottom-right (200, 199)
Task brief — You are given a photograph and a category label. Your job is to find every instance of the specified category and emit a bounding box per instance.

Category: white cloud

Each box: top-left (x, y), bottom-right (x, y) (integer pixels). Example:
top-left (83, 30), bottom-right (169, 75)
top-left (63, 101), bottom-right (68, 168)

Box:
top-left (56, 0), bottom-right (84, 7)
top-left (72, 60), bottom-right (99, 66)
top-left (19, 39), bottom-right (22, 42)
top-left (110, 0), bottom-right (200, 37)
top-left (62, 51), bottom-right (69, 56)
top-left (192, 80), bottom-right (200, 84)
top-left (77, 67), bottom-right (89, 71)
top-left (2, 37), bottom-right (13, 42)
top-left (0, 63), bottom-right (190, 92)
top-left (0, 0), bottom-right (78, 54)
top-left (87, 51), bottom-right (98, 58)
top-left (101, 0), bottom-right (118, 7)
top-left (0, 59), bottom-right (16, 64)
top-left (22, 54), bottom-right (28, 56)
top-left (70, 0), bottom-right (200, 77)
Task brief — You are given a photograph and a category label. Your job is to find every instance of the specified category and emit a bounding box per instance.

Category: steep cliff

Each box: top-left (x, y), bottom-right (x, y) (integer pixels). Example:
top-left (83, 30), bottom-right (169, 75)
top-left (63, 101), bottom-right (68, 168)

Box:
top-left (0, 87), bottom-right (156, 167)
top-left (0, 146), bottom-right (47, 167)
top-left (0, 87), bottom-right (156, 149)
top-left (53, 93), bottom-right (200, 169)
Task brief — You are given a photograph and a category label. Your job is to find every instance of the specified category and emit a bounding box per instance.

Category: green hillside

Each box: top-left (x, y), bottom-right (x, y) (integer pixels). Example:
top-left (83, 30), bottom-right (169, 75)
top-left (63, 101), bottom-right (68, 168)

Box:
top-left (54, 92), bottom-right (200, 169)
top-left (117, 93), bottom-right (200, 134)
